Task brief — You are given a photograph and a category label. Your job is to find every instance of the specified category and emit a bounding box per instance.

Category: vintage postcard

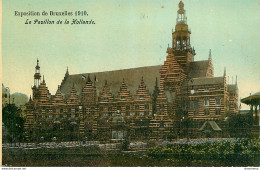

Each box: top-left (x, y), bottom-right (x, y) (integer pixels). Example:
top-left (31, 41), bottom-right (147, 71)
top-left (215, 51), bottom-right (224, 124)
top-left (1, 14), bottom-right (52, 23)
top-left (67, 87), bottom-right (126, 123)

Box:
top-left (1, 0), bottom-right (260, 167)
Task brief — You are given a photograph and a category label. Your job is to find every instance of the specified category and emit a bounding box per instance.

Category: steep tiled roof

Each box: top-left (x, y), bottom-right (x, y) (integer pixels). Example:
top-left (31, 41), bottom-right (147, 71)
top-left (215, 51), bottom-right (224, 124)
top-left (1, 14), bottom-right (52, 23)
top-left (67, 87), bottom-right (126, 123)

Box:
top-left (227, 84), bottom-right (236, 92)
top-left (187, 76), bottom-right (224, 86)
top-left (188, 60), bottom-right (209, 78)
top-left (199, 121), bottom-right (222, 131)
top-left (60, 65), bottom-right (161, 99)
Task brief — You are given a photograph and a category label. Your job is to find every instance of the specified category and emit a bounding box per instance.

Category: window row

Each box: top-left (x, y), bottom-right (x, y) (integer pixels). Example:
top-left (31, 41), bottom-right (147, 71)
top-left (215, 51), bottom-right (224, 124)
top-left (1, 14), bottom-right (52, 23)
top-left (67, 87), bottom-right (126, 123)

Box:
top-left (99, 104), bottom-right (150, 111)
top-left (37, 114), bottom-right (79, 119)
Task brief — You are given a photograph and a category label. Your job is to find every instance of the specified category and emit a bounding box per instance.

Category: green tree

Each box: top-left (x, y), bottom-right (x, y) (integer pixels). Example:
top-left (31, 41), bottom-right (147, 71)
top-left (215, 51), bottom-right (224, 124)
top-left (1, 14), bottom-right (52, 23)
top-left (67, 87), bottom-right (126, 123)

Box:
top-left (2, 104), bottom-right (25, 142)
top-left (228, 113), bottom-right (252, 138)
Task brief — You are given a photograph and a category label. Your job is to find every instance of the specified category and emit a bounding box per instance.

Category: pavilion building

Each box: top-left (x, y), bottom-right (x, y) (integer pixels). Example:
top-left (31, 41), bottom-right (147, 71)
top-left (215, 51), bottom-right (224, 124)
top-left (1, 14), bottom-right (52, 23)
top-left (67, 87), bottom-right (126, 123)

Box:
top-left (24, 1), bottom-right (239, 141)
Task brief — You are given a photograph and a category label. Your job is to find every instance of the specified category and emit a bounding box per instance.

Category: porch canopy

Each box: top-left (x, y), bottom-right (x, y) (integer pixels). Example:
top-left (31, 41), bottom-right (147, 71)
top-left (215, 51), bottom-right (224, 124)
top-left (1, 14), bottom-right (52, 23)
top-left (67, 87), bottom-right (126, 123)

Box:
top-left (241, 91), bottom-right (260, 105)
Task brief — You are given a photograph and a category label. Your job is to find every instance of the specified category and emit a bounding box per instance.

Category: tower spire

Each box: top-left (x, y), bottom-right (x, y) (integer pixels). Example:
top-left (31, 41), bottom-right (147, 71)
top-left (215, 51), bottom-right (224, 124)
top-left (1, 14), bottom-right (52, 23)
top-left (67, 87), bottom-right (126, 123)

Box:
top-left (87, 74), bottom-right (91, 82)
top-left (209, 49), bottom-right (212, 59)
top-left (33, 58), bottom-right (41, 87)
top-left (177, 0), bottom-right (186, 24)
top-left (65, 66), bottom-right (69, 77)
top-left (172, 1), bottom-right (192, 52)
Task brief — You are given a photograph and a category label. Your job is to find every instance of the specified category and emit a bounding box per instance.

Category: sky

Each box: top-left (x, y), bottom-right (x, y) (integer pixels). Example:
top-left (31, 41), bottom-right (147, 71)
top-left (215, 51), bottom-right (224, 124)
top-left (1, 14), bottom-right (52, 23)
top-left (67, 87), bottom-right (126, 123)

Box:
top-left (2, 0), bottom-right (260, 110)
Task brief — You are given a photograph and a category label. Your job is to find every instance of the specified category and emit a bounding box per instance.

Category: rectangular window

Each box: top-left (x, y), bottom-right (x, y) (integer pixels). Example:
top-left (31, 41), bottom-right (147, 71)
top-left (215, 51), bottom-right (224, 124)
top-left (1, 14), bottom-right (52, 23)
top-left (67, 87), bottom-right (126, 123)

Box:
top-left (215, 99), bottom-right (221, 106)
top-left (130, 113), bottom-right (135, 117)
top-left (159, 104), bottom-right (165, 110)
top-left (145, 104), bottom-right (149, 110)
top-left (204, 88), bottom-right (209, 92)
top-left (190, 101), bottom-right (194, 109)
top-left (216, 108), bottom-right (221, 115)
top-left (135, 105), bottom-right (139, 110)
top-left (204, 100), bottom-right (209, 106)
top-left (139, 112), bottom-right (144, 116)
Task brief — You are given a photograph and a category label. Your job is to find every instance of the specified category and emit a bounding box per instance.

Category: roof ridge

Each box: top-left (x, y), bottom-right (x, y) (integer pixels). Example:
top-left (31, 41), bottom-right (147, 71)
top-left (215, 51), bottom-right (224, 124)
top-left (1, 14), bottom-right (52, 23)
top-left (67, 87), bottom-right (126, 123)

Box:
top-left (191, 60), bottom-right (208, 63)
top-left (70, 65), bottom-right (162, 76)
top-left (192, 76), bottom-right (224, 80)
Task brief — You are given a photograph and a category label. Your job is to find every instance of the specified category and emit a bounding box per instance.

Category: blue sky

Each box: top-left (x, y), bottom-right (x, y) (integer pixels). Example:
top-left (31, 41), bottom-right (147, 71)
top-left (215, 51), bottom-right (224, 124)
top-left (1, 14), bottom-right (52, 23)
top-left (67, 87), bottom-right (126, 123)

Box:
top-left (2, 0), bottom-right (260, 109)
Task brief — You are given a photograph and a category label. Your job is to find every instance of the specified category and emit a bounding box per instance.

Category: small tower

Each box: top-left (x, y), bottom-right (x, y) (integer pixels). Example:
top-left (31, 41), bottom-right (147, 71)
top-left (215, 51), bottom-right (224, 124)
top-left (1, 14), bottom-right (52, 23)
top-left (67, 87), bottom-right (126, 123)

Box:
top-left (32, 59), bottom-right (41, 100)
top-left (34, 59), bottom-right (41, 88)
top-left (172, 1), bottom-right (192, 51)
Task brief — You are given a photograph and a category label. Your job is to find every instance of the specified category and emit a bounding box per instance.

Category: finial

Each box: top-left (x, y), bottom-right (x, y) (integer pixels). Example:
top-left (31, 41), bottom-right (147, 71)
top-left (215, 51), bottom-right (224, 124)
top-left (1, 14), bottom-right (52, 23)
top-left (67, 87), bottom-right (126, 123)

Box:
top-left (87, 74), bottom-right (91, 82)
top-left (235, 75), bottom-right (237, 86)
top-left (65, 66), bottom-right (69, 77)
top-left (58, 85), bottom-right (61, 90)
top-left (43, 75), bottom-right (45, 82)
top-left (123, 78), bottom-right (125, 83)
top-left (29, 95), bottom-right (32, 101)
top-left (178, 0), bottom-right (184, 9)
top-left (141, 76), bottom-right (144, 81)
top-left (224, 67), bottom-right (226, 76)
top-left (209, 49), bottom-right (212, 59)
top-left (72, 83), bottom-right (75, 88)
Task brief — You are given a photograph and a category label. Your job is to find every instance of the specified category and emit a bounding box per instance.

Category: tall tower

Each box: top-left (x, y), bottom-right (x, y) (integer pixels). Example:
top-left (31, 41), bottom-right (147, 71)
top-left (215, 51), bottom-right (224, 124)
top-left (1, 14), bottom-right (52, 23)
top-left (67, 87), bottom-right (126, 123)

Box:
top-left (172, 0), bottom-right (195, 72)
top-left (172, 1), bottom-right (192, 51)
top-left (34, 59), bottom-right (41, 87)
top-left (32, 59), bottom-right (41, 100)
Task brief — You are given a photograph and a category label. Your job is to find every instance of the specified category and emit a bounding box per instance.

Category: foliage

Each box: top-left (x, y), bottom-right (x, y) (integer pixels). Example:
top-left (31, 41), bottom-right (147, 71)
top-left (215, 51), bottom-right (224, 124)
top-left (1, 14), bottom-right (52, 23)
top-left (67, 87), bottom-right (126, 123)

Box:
top-left (228, 113), bottom-right (253, 138)
top-left (148, 139), bottom-right (260, 160)
top-left (2, 104), bottom-right (25, 142)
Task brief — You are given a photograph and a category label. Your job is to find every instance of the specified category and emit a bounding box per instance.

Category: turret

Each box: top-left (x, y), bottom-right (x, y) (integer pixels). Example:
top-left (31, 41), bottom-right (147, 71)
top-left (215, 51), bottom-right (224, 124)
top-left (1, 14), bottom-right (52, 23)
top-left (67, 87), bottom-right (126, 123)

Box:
top-left (33, 59), bottom-right (41, 88)
top-left (172, 1), bottom-right (192, 52)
